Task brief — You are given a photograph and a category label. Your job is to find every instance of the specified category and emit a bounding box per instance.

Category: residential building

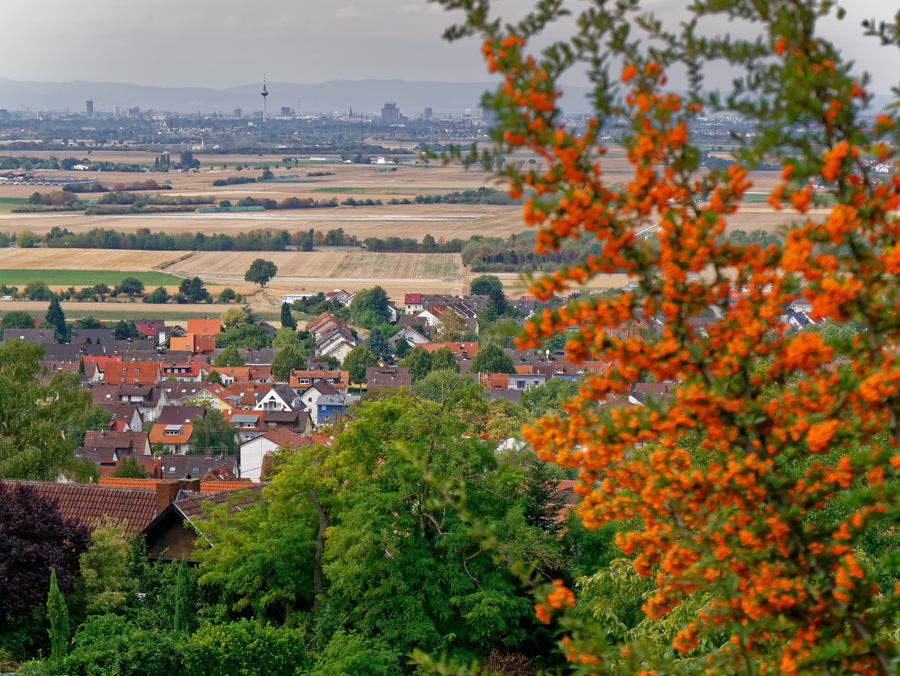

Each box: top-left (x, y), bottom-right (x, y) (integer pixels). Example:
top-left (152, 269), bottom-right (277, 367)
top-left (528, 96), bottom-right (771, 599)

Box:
top-left (149, 423), bottom-right (194, 454)
top-left (254, 385), bottom-right (300, 412)
top-left (239, 429), bottom-right (317, 482)
top-left (289, 370), bottom-right (350, 393)
top-left (103, 361), bottom-right (161, 385)
top-left (225, 410), bottom-right (263, 441)
top-left (186, 318), bottom-right (221, 336)
top-left (366, 366), bottom-right (412, 390)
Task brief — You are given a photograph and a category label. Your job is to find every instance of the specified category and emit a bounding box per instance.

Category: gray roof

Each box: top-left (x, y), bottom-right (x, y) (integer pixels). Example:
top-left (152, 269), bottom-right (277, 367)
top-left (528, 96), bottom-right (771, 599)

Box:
top-left (3, 329), bottom-right (55, 344)
top-left (210, 347), bottom-right (280, 365)
top-left (230, 414), bottom-right (260, 424)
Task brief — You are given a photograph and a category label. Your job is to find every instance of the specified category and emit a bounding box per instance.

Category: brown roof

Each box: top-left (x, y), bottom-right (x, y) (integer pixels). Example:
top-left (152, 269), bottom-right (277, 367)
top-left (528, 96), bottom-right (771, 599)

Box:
top-left (98, 477), bottom-right (261, 493)
top-left (259, 429), bottom-right (312, 448)
top-left (174, 486), bottom-right (264, 521)
top-left (0, 479), bottom-right (157, 532)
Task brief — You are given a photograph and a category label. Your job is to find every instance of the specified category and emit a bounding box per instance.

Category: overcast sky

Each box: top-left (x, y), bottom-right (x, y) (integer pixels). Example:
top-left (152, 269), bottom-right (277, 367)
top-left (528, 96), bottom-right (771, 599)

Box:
top-left (0, 0), bottom-right (896, 93)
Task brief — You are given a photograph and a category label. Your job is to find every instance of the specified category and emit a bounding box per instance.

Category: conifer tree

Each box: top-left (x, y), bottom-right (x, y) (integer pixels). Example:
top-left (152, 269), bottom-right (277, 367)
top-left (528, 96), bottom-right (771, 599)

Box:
top-left (47, 567), bottom-right (69, 661)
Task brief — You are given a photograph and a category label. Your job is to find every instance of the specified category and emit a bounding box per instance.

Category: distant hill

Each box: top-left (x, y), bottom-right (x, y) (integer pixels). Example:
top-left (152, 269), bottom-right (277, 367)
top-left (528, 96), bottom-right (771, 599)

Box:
top-left (0, 77), bottom-right (595, 116)
top-left (0, 77), bottom-right (890, 117)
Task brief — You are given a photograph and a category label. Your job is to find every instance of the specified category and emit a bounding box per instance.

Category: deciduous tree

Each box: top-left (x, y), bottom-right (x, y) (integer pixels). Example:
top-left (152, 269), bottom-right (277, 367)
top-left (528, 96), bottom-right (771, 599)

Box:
top-left (244, 259), bottom-right (278, 288)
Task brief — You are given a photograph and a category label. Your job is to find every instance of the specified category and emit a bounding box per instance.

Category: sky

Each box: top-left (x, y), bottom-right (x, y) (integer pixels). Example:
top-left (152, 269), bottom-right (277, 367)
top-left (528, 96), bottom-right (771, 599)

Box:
top-left (0, 0), bottom-right (897, 93)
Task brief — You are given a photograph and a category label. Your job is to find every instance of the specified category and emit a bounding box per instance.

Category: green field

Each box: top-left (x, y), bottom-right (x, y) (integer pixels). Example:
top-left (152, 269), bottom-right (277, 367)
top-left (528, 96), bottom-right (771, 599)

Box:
top-left (0, 270), bottom-right (184, 287)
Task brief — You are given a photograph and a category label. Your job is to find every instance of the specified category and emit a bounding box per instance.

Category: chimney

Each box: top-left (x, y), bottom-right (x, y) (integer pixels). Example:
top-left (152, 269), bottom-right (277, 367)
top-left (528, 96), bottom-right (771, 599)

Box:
top-left (184, 478), bottom-right (201, 492)
top-left (155, 480), bottom-right (183, 516)
top-left (205, 451), bottom-right (213, 458)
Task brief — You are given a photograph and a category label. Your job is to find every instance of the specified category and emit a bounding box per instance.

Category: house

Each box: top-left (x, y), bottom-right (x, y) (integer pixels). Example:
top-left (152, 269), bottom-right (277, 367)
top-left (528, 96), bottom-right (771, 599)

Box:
top-left (3, 328), bottom-right (56, 344)
top-left (149, 423), bottom-right (194, 454)
top-left (315, 326), bottom-right (357, 361)
top-left (161, 362), bottom-right (203, 381)
top-left (261, 410), bottom-right (311, 435)
top-left (227, 381), bottom-right (273, 408)
top-left (506, 373), bottom-right (546, 390)
top-left (289, 370), bottom-right (350, 393)
top-left (215, 365), bottom-right (271, 386)
top-left (81, 430), bottom-right (151, 457)
top-left (186, 318), bottom-right (221, 336)
top-left (366, 366), bottom-right (412, 390)
top-left (170, 334), bottom-right (216, 355)
top-left (225, 410), bottom-right (263, 441)
top-left (82, 355), bottom-right (123, 382)
top-left (254, 384), bottom-right (300, 412)
top-left (324, 289), bottom-right (356, 307)
top-left (390, 326), bottom-right (429, 349)
top-left (312, 393), bottom-right (360, 426)
top-left (99, 405), bottom-right (143, 433)
top-left (239, 429), bottom-right (318, 482)
top-left (92, 384), bottom-right (168, 421)
top-left (103, 361), bottom-right (161, 385)
top-left (423, 342), bottom-right (479, 360)
top-left (141, 482), bottom-right (263, 561)
top-left (161, 382), bottom-right (205, 406)
top-left (417, 304), bottom-right (478, 333)
top-left (188, 383), bottom-right (234, 411)
top-left (0, 480), bottom-right (158, 533)
top-left (157, 406), bottom-right (207, 426)
top-left (155, 454), bottom-right (240, 481)
top-left (70, 328), bottom-right (116, 344)
top-left (296, 380), bottom-right (340, 411)
top-left (133, 320), bottom-right (167, 341)
top-left (404, 293), bottom-right (425, 313)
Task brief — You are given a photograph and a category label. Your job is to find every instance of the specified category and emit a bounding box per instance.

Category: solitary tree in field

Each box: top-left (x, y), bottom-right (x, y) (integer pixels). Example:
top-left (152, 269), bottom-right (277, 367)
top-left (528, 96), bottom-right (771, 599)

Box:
top-left (422, 0), bottom-right (900, 674)
top-left (244, 259), bottom-right (278, 288)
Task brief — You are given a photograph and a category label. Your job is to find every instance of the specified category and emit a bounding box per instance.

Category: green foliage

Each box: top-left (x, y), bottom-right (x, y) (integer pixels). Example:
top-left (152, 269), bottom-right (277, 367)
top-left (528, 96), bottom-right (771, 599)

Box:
top-left (363, 327), bottom-right (392, 363)
top-left (430, 346), bottom-right (459, 373)
top-left (2, 310), bottom-right (34, 330)
top-left (0, 340), bottom-right (97, 481)
top-left (16, 230), bottom-right (36, 248)
top-left (271, 344), bottom-right (308, 382)
top-left (342, 344), bottom-right (378, 384)
top-left (24, 280), bottom-right (54, 301)
top-left (173, 558), bottom-right (191, 632)
top-left (110, 455), bottom-right (146, 479)
top-left (47, 568), bottom-right (69, 662)
top-left (212, 346), bottom-right (245, 367)
top-left (179, 277), bottom-right (210, 303)
top-left (470, 274), bottom-right (503, 296)
top-left (280, 302), bottom-right (297, 330)
top-left (393, 338), bottom-right (410, 358)
top-left (412, 369), bottom-right (477, 404)
top-left (204, 369), bottom-right (222, 384)
top-left (78, 521), bottom-right (137, 616)
top-left (115, 277), bottom-right (144, 297)
top-left (220, 307), bottom-right (249, 330)
top-left (190, 408), bottom-right (238, 455)
top-left (272, 327), bottom-right (299, 348)
top-left (398, 345), bottom-right (432, 382)
top-left (308, 630), bottom-right (402, 676)
top-left (45, 299), bottom-right (65, 339)
top-left (217, 288), bottom-right (236, 303)
top-left (349, 286), bottom-right (390, 327)
top-left (470, 342), bottom-right (515, 374)
top-left (215, 324), bottom-right (271, 349)
top-left (244, 258), bottom-right (278, 287)
top-left (144, 286), bottom-right (169, 304)
top-left (519, 378), bottom-right (578, 418)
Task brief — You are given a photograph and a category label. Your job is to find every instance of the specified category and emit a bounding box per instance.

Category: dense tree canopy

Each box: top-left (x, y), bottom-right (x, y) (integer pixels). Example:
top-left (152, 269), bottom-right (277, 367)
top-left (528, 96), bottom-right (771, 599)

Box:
top-left (244, 259), bottom-right (278, 288)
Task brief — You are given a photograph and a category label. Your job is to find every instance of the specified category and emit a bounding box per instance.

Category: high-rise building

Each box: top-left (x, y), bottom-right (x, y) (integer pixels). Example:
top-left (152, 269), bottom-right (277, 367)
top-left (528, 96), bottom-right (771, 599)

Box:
top-left (86, 100), bottom-right (93, 118)
top-left (234, 108), bottom-right (242, 118)
top-left (280, 107), bottom-right (292, 117)
top-left (424, 107), bottom-right (432, 120)
top-left (381, 102), bottom-right (400, 121)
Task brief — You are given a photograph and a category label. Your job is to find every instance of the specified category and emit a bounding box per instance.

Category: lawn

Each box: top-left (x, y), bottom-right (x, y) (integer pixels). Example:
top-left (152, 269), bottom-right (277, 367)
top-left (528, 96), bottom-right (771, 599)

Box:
top-left (0, 270), bottom-right (184, 287)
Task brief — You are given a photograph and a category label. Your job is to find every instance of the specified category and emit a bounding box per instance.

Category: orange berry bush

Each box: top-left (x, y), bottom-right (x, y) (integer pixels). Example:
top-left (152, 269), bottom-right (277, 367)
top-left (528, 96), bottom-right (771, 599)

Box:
top-left (434, 0), bottom-right (900, 673)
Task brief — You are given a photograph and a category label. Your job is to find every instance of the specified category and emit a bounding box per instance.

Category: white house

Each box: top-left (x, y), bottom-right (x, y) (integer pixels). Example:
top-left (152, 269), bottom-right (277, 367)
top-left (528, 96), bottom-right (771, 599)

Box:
top-left (239, 429), bottom-right (311, 483)
top-left (254, 385), bottom-right (300, 412)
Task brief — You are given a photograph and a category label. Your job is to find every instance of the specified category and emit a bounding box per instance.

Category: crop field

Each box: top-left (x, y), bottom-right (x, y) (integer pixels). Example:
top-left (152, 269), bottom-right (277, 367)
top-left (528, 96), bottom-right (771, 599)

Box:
top-left (0, 248), bottom-right (186, 271)
top-left (0, 269), bottom-right (182, 287)
top-left (173, 250), bottom-right (464, 283)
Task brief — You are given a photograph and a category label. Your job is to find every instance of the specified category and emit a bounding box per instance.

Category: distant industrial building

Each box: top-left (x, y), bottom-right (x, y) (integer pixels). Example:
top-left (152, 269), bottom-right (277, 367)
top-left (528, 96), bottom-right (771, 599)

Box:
top-left (424, 107), bottom-right (432, 119)
top-left (280, 107), bottom-right (292, 117)
top-left (86, 100), bottom-right (93, 118)
top-left (234, 108), bottom-right (242, 118)
top-left (381, 102), bottom-right (400, 121)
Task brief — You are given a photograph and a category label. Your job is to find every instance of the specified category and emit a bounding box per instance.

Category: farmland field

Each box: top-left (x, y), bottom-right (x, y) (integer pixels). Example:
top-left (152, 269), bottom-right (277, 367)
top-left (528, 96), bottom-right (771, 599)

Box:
top-left (0, 248), bottom-right (186, 271)
top-left (0, 269), bottom-right (183, 287)
top-left (172, 250), bottom-right (465, 282)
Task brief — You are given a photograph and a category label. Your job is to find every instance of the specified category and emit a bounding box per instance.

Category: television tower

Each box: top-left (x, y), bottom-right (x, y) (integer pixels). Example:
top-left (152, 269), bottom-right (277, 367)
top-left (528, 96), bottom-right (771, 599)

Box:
top-left (261, 75), bottom-right (269, 122)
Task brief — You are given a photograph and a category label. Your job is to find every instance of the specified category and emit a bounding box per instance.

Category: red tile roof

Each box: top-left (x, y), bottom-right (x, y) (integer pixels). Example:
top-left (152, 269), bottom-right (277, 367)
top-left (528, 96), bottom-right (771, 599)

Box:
top-left (1, 480), bottom-right (157, 532)
top-left (98, 478), bottom-right (262, 493)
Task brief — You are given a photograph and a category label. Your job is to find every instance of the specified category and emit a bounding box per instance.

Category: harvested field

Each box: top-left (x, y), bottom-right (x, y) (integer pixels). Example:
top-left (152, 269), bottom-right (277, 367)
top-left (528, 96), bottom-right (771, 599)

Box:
top-left (172, 250), bottom-right (465, 283)
top-left (0, 300), bottom-right (238, 318)
top-left (0, 269), bottom-right (181, 287)
top-left (0, 248), bottom-right (186, 271)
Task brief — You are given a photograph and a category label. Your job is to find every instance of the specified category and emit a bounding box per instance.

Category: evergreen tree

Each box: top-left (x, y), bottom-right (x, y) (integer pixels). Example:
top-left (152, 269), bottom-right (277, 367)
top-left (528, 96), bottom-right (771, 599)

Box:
top-left (280, 302), bottom-right (297, 330)
top-left (488, 287), bottom-right (509, 315)
top-left (364, 327), bottom-right (392, 363)
top-left (522, 461), bottom-right (562, 535)
top-left (47, 567), bottom-right (70, 661)
top-left (46, 298), bottom-right (66, 340)
top-left (173, 556), bottom-right (191, 632)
